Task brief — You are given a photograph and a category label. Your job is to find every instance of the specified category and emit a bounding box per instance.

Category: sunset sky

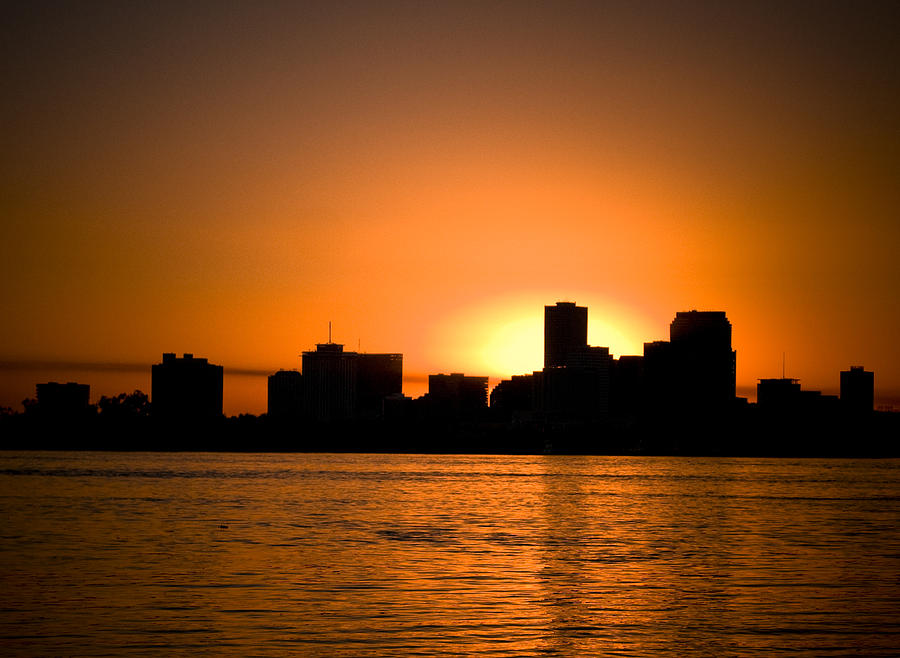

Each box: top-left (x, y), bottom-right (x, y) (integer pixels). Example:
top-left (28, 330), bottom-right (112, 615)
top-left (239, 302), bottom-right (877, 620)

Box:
top-left (3, 1), bottom-right (898, 414)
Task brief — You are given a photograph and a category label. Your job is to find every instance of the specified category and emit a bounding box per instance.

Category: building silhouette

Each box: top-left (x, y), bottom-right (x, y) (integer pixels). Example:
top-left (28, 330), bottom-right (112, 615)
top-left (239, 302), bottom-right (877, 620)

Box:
top-left (669, 311), bottom-right (736, 410)
top-left (544, 302), bottom-right (588, 369)
top-left (151, 353), bottom-right (223, 422)
top-left (540, 302), bottom-right (612, 419)
top-left (490, 373), bottom-right (536, 420)
top-left (300, 343), bottom-right (403, 423)
top-left (757, 377), bottom-right (802, 411)
top-left (757, 377), bottom-right (839, 417)
top-left (357, 353), bottom-right (403, 420)
top-left (35, 382), bottom-right (91, 420)
top-left (537, 362), bottom-right (610, 420)
top-left (302, 343), bottom-right (357, 423)
top-left (267, 370), bottom-right (303, 420)
top-left (426, 373), bottom-right (488, 420)
top-left (610, 355), bottom-right (643, 419)
top-left (841, 366), bottom-right (874, 414)
top-left (642, 339), bottom-right (674, 412)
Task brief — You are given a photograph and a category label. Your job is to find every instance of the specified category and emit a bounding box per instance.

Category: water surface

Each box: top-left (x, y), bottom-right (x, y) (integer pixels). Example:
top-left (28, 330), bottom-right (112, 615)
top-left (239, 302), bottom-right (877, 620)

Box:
top-left (2, 452), bottom-right (899, 655)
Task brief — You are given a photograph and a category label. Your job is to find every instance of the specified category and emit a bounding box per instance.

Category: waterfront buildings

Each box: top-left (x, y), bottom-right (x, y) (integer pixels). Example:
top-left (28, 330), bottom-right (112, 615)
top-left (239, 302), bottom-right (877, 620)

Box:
top-left (298, 343), bottom-right (403, 422)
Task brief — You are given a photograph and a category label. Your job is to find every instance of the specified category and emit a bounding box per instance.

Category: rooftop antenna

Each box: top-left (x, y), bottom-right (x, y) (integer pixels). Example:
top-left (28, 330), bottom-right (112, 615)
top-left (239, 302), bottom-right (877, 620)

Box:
top-left (328, 321), bottom-right (332, 344)
top-left (782, 352), bottom-right (785, 379)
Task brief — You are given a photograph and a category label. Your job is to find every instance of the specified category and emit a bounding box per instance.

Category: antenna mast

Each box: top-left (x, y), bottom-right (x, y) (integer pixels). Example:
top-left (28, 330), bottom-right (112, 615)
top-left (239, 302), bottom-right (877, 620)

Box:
top-left (782, 352), bottom-right (785, 379)
top-left (328, 321), bottom-right (332, 344)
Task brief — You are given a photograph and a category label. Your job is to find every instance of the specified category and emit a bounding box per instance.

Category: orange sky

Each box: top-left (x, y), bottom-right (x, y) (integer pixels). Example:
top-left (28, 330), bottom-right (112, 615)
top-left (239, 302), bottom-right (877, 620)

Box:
top-left (2, 2), bottom-right (899, 414)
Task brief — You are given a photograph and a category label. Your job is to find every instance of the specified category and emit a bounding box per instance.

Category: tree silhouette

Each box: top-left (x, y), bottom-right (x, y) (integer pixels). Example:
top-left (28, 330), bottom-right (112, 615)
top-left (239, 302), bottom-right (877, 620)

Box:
top-left (98, 390), bottom-right (151, 421)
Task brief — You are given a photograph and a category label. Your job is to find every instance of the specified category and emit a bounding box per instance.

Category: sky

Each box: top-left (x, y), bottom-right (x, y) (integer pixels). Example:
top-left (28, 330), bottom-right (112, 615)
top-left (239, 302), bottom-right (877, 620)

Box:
top-left (2, 1), bottom-right (899, 415)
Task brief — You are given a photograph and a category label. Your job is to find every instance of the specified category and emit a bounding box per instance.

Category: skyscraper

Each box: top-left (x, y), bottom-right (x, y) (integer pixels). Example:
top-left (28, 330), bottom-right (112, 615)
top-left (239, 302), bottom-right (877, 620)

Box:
top-left (301, 343), bottom-right (357, 423)
top-left (669, 311), bottom-right (736, 410)
top-left (357, 353), bottom-right (403, 420)
top-left (544, 302), bottom-right (588, 369)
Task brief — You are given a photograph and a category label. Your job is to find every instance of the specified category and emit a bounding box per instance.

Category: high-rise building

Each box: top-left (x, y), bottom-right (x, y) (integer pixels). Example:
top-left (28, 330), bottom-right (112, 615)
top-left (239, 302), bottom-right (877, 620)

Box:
top-left (544, 302), bottom-right (588, 369)
top-left (669, 310), bottom-right (736, 409)
top-left (541, 301), bottom-right (612, 419)
top-left (840, 366), bottom-right (874, 414)
top-left (300, 344), bottom-right (403, 423)
top-left (302, 343), bottom-right (357, 423)
top-left (357, 353), bottom-right (403, 420)
top-left (151, 353), bottom-right (223, 422)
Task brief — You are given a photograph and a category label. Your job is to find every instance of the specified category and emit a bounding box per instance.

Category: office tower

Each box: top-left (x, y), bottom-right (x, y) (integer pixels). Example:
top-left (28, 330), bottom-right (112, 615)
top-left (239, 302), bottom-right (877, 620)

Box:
top-left (151, 353), bottom-right (223, 421)
top-left (541, 301), bottom-right (612, 419)
top-left (840, 366), bottom-right (874, 414)
top-left (35, 382), bottom-right (91, 419)
top-left (669, 310), bottom-right (736, 409)
top-left (544, 302), bottom-right (588, 369)
top-left (267, 370), bottom-right (303, 420)
top-left (302, 343), bottom-right (357, 423)
top-left (357, 353), bottom-right (403, 420)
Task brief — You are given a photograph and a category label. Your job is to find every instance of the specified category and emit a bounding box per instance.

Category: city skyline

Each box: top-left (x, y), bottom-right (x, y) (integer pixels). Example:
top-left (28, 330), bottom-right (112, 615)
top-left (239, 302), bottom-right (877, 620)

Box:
top-left (2, 3), bottom-right (898, 415)
top-left (3, 301), bottom-right (890, 416)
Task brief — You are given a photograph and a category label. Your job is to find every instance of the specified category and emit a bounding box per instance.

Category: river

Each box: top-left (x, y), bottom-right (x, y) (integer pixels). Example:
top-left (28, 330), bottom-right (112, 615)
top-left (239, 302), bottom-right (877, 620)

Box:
top-left (2, 452), bottom-right (899, 655)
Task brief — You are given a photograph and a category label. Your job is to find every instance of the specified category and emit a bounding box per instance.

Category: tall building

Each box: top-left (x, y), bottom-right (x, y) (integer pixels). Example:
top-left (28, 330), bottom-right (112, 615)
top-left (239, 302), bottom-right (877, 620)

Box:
top-left (302, 343), bottom-right (357, 423)
top-left (300, 344), bottom-right (403, 423)
top-left (841, 366), bottom-right (874, 414)
top-left (267, 370), bottom-right (303, 420)
top-left (541, 301), bottom-right (612, 419)
top-left (357, 353), bottom-right (403, 420)
top-left (669, 310), bottom-right (736, 410)
top-left (151, 353), bottom-right (223, 422)
top-left (544, 302), bottom-right (588, 369)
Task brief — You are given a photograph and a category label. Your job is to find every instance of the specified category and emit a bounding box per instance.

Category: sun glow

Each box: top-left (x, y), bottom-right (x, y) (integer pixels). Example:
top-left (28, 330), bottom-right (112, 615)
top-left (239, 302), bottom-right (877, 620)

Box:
top-left (429, 294), bottom-right (654, 380)
top-left (480, 315), bottom-right (543, 376)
